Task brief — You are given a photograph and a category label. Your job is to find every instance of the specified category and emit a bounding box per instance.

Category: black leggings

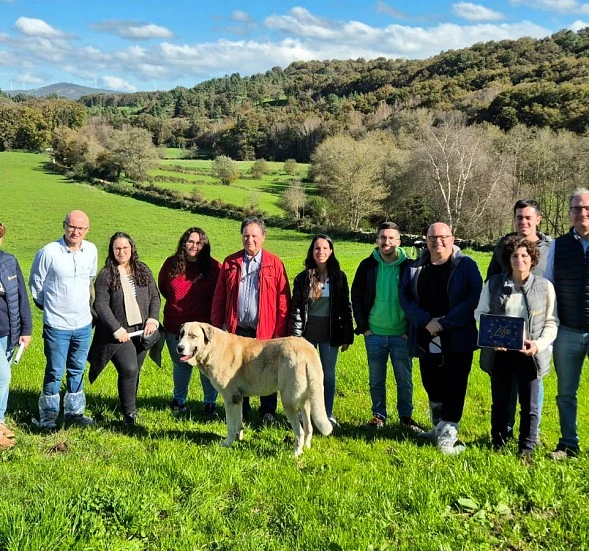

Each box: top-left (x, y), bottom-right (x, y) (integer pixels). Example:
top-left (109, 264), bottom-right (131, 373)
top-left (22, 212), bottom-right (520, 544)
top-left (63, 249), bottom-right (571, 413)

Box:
top-left (491, 351), bottom-right (539, 452)
top-left (110, 338), bottom-right (147, 416)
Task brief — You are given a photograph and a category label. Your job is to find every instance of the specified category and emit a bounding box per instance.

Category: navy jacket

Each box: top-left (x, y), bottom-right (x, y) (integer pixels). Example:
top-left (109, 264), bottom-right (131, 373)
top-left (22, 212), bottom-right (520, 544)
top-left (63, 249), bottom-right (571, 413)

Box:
top-left (400, 247), bottom-right (482, 357)
top-left (0, 250), bottom-right (32, 352)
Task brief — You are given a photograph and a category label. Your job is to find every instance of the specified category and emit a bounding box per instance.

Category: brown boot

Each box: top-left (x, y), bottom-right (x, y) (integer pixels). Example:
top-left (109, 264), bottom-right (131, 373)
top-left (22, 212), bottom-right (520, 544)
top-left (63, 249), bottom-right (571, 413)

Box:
top-left (0, 435), bottom-right (15, 450)
top-left (0, 423), bottom-right (15, 439)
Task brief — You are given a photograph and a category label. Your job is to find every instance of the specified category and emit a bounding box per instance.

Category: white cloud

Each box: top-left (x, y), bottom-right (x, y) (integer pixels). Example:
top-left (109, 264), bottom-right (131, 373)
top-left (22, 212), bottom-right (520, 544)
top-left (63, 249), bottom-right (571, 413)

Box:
top-left (0, 7), bottom-right (562, 90)
top-left (17, 72), bottom-right (44, 84)
top-left (102, 76), bottom-right (136, 92)
top-left (266, 7), bottom-right (339, 39)
top-left (15, 17), bottom-right (67, 39)
top-left (453, 2), bottom-right (505, 21)
top-left (93, 20), bottom-right (174, 40)
top-left (0, 50), bottom-right (11, 66)
top-left (511, 0), bottom-right (589, 13)
top-left (230, 10), bottom-right (255, 24)
top-left (570, 18), bottom-right (589, 28)
top-left (376, 1), bottom-right (409, 19)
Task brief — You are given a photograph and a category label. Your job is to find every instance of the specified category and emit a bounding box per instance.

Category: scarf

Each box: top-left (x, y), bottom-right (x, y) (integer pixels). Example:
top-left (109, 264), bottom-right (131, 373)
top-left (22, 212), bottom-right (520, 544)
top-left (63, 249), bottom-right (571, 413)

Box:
top-left (118, 265), bottom-right (143, 327)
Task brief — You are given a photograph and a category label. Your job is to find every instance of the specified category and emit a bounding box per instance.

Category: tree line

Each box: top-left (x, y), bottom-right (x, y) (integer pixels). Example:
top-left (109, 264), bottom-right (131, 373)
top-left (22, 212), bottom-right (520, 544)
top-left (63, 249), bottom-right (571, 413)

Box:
top-left (1, 29), bottom-right (588, 241)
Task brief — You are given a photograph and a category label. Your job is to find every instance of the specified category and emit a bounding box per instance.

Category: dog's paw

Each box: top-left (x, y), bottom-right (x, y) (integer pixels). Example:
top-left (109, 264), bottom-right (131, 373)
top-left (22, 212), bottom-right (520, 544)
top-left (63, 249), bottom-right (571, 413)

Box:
top-left (237, 429), bottom-right (244, 441)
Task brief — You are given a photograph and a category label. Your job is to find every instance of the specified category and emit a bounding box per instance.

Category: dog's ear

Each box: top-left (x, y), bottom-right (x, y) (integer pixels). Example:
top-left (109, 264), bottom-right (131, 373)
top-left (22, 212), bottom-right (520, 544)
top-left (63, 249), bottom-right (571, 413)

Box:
top-left (176, 324), bottom-right (185, 341)
top-left (202, 323), bottom-right (215, 345)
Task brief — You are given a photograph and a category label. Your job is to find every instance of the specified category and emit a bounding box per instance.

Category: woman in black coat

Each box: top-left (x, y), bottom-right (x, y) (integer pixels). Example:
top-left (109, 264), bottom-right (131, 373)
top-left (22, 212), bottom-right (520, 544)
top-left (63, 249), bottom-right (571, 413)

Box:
top-left (88, 232), bottom-right (160, 426)
top-left (289, 235), bottom-right (354, 427)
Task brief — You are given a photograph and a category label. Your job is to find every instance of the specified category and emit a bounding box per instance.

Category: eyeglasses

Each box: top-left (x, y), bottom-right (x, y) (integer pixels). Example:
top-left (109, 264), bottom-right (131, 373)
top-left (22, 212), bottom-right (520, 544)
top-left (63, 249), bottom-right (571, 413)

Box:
top-left (570, 206), bottom-right (589, 214)
top-left (427, 235), bottom-right (452, 243)
top-left (64, 223), bottom-right (88, 233)
top-left (185, 240), bottom-right (202, 247)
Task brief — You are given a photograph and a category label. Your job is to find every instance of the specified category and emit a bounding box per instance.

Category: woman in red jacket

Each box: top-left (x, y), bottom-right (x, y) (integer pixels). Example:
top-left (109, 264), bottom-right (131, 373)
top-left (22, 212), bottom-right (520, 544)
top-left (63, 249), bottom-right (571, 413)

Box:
top-left (158, 227), bottom-right (221, 420)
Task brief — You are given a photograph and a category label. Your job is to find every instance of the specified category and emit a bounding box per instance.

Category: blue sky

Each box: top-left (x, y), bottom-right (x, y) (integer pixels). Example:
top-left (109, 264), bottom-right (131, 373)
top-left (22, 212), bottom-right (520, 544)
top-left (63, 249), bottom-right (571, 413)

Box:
top-left (0, 0), bottom-right (587, 93)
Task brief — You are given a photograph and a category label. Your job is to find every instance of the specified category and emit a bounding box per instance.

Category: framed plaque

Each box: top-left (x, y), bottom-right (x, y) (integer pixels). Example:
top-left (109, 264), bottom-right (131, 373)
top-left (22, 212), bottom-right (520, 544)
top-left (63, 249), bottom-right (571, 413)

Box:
top-left (478, 314), bottom-right (525, 350)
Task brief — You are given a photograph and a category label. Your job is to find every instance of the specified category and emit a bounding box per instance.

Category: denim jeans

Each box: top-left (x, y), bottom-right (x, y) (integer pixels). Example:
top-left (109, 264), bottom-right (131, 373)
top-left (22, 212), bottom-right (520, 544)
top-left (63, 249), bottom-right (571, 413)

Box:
top-left (166, 331), bottom-right (217, 406)
top-left (0, 336), bottom-right (11, 422)
top-left (42, 323), bottom-right (92, 396)
top-left (307, 340), bottom-right (339, 418)
top-left (364, 333), bottom-right (413, 420)
top-left (553, 325), bottom-right (589, 449)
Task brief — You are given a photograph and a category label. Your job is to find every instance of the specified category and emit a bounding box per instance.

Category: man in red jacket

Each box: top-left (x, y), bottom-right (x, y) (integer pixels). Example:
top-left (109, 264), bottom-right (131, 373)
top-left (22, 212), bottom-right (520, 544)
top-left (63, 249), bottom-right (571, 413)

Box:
top-left (211, 217), bottom-right (291, 424)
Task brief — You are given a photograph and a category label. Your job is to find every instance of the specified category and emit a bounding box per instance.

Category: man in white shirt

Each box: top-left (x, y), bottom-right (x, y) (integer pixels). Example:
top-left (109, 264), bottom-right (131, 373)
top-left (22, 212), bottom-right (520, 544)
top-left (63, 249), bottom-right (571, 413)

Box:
top-left (29, 210), bottom-right (97, 429)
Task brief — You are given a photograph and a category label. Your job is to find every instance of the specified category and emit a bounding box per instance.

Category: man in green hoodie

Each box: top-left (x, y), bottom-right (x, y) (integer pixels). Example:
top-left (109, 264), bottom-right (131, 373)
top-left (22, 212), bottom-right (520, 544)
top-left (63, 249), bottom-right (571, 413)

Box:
top-left (351, 222), bottom-right (419, 431)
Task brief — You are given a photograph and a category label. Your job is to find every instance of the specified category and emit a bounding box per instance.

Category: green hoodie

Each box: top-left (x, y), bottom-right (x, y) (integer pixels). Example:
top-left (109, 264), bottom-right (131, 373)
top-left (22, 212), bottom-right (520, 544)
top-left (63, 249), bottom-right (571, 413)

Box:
top-left (368, 247), bottom-right (408, 336)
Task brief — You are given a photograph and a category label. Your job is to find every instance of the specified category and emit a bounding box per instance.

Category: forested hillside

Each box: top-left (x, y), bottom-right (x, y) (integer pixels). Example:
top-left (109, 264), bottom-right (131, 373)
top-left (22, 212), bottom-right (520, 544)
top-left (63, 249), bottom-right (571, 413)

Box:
top-left (70, 28), bottom-right (589, 161)
top-left (1, 28), bottom-right (588, 240)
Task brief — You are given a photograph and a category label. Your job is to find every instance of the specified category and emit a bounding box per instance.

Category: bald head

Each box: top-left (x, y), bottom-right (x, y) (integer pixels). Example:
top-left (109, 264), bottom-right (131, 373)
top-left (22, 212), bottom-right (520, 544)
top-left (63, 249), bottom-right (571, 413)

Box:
top-left (63, 210), bottom-right (90, 251)
top-left (426, 222), bottom-right (455, 264)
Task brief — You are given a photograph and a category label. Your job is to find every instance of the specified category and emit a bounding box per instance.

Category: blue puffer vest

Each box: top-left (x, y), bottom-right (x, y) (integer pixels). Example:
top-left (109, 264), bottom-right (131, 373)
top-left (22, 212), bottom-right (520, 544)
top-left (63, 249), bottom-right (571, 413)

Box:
top-left (0, 251), bottom-right (23, 352)
top-left (553, 230), bottom-right (589, 331)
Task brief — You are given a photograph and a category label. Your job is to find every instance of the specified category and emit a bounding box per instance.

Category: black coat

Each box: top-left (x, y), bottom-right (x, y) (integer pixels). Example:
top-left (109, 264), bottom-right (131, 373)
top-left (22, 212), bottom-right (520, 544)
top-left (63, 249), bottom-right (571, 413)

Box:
top-left (88, 264), bottom-right (160, 382)
top-left (351, 253), bottom-right (410, 335)
top-left (289, 269), bottom-right (354, 347)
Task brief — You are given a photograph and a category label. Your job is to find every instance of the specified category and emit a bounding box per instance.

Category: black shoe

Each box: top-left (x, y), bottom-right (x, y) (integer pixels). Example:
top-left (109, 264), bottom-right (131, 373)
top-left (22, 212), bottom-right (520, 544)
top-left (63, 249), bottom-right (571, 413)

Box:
top-left (262, 412), bottom-right (277, 426)
top-left (124, 412), bottom-right (138, 425)
top-left (170, 399), bottom-right (187, 414)
top-left (203, 403), bottom-right (219, 422)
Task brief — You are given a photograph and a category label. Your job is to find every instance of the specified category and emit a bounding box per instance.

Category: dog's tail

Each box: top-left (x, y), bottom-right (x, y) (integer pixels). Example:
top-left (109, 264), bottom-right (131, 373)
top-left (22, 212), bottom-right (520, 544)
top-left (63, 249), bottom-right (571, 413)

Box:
top-left (307, 356), bottom-right (333, 436)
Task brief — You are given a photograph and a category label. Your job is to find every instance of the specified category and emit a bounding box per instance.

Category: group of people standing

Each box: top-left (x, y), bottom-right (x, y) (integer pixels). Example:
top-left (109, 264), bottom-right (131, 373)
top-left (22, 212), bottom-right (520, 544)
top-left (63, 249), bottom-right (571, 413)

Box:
top-left (2, 189), bottom-right (589, 461)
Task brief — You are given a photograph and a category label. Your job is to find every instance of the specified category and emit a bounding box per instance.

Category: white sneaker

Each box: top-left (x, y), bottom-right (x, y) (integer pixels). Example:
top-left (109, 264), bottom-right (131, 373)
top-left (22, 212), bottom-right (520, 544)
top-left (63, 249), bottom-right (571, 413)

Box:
top-left (437, 423), bottom-right (465, 455)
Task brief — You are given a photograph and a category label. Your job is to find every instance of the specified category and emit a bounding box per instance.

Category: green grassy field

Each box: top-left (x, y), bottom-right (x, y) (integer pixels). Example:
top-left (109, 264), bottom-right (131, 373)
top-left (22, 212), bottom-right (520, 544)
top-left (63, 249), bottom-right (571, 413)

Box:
top-left (0, 151), bottom-right (588, 550)
top-left (152, 154), bottom-right (309, 218)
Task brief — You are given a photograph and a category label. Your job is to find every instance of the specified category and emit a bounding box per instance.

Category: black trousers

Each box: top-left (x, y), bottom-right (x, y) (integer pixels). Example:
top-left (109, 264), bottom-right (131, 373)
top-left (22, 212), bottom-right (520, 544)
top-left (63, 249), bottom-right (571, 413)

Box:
top-left (110, 337), bottom-right (148, 416)
top-left (491, 350), bottom-right (539, 452)
top-left (419, 350), bottom-right (473, 424)
top-left (235, 326), bottom-right (277, 417)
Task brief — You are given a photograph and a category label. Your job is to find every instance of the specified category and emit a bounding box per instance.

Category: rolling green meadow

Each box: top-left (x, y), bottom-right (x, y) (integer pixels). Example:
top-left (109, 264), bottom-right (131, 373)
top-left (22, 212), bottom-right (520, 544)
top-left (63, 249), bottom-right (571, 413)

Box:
top-left (1, 151), bottom-right (589, 550)
top-left (150, 153), bottom-right (308, 218)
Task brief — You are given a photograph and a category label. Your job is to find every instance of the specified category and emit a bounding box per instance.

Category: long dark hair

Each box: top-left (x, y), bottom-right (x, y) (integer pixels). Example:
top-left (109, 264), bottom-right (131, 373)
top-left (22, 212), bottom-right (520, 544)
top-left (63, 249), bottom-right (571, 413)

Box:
top-left (304, 235), bottom-right (340, 299)
top-left (105, 232), bottom-right (151, 290)
top-left (168, 227), bottom-right (212, 279)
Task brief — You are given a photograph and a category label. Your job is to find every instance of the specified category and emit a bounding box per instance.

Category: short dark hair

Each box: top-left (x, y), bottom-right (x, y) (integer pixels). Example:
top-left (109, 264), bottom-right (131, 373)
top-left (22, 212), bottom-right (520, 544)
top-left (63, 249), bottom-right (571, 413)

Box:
top-left (0, 223), bottom-right (5, 239)
top-left (501, 236), bottom-right (540, 272)
top-left (241, 217), bottom-right (266, 235)
top-left (377, 222), bottom-right (399, 234)
top-left (513, 199), bottom-right (541, 216)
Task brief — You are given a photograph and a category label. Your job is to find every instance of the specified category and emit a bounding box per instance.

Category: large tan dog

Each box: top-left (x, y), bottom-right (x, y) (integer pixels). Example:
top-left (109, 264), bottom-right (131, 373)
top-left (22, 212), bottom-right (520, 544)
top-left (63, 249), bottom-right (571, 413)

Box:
top-left (177, 322), bottom-right (333, 456)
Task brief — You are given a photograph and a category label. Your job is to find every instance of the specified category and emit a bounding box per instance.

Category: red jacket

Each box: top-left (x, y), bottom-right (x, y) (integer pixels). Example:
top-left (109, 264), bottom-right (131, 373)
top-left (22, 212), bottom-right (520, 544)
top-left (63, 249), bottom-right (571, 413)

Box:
top-left (211, 249), bottom-right (291, 339)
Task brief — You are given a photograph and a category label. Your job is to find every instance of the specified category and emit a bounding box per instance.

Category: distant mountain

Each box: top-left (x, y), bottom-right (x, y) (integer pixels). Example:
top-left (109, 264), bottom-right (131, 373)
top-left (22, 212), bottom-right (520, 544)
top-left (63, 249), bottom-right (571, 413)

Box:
top-left (6, 82), bottom-right (121, 100)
